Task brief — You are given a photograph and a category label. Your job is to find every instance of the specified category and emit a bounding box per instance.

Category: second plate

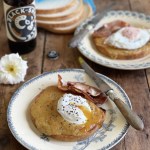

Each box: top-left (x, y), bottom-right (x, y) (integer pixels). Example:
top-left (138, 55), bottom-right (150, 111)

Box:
top-left (76, 10), bottom-right (150, 70)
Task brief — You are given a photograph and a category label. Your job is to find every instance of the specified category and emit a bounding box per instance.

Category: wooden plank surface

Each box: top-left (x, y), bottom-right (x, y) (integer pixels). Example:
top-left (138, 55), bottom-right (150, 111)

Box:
top-left (0, 0), bottom-right (150, 150)
top-left (93, 1), bottom-right (150, 150)
top-left (146, 69), bottom-right (150, 86)
top-left (0, 5), bottom-right (46, 149)
top-left (0, 0), bottom-right (3, 28)
top-left (123, 1), bottom-right (150, 149)
top-left (129, 0), bottom-right (150, 93)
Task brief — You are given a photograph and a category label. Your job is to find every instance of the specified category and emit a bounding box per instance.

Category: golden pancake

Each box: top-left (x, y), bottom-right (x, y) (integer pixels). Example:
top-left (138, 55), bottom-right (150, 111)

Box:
top-left (30, 86), bottom-right (105, 141)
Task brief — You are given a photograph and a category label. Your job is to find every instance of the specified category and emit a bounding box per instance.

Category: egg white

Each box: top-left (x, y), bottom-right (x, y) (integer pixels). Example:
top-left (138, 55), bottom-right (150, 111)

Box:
top-left (105, 27), bottom-right (150, 50)
top-left (57, 94), bottom-right (91, 125)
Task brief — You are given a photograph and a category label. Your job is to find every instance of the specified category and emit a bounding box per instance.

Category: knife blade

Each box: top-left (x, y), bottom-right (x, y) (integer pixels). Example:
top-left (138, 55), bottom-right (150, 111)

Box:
top-left (69, 10), bottom-right (108, 48)
top-left (79, 57), bottom-right (144, 131)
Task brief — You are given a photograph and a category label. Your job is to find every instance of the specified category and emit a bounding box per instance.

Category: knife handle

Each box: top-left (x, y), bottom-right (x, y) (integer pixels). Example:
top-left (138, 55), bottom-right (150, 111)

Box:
top-left (107, 90), bottom-right (144, 130)
top-left (69, 25), bottom-right (93, 48)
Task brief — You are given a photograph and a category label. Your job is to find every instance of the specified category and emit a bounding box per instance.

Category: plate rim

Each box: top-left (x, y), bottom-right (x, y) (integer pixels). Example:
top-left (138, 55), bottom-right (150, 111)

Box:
top-left (76, 10), bottom-right (150, 70)
top-left (7, 69), bottom-right (131, 150)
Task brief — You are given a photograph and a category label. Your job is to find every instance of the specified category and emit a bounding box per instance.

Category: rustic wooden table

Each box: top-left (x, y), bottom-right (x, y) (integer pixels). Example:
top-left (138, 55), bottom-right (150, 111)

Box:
top-left (0, 0), bottom-right (150, 150)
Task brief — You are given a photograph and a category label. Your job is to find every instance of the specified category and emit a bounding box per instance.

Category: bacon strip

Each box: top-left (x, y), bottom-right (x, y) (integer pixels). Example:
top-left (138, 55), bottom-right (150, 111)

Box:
top-left (93, 20), bottom-right (130, 38)
top-left (58, 75), bottom-right (107, 105)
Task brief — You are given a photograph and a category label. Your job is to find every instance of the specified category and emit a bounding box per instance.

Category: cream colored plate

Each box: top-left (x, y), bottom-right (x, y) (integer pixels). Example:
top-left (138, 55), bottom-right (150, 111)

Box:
top-left (7, 69), bottom-right (131, 150)
top-left (76, 11), bottom-right (150, 70)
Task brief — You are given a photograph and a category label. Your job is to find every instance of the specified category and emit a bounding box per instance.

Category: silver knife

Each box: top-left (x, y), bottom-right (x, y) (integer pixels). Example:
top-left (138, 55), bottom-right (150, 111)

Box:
top-left (79, 57), bottom-right (144, 131)
top-left (69, 11), bottom-right (108, 48)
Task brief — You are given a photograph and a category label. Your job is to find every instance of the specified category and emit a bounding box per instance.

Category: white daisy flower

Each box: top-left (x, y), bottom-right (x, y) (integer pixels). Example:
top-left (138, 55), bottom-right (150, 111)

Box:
top-left (0, 53), bottom-right (28, 84)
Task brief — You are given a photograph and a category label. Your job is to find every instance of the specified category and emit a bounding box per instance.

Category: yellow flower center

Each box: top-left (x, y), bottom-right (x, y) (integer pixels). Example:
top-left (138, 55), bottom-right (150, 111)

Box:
top-left (6, 64), bottom-right (18, 75)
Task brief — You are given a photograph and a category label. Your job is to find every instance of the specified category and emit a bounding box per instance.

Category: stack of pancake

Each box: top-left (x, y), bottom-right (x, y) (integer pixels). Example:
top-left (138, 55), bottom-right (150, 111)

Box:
top-left (36, 0), bottom-right (93, 33)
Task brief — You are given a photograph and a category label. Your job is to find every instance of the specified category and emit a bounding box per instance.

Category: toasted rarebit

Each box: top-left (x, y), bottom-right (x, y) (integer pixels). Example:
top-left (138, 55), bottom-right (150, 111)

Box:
top-left (30, 86), bottom-right (105, 141)
top-left (92, 36), bottom-right (150, 60)
top-left (92, 20), bottom-right (150, 60)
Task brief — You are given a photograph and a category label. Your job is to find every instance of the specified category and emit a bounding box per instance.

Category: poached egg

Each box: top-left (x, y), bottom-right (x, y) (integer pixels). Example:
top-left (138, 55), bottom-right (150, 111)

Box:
top-left (105, 26), bottom-right (150, 50)
top-left (57, 94), bottom-right (91, 125)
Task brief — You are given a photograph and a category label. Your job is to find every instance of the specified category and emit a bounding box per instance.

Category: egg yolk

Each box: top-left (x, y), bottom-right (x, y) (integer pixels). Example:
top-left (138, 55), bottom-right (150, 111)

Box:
top-left (78, 105), bottom-right (95, 132)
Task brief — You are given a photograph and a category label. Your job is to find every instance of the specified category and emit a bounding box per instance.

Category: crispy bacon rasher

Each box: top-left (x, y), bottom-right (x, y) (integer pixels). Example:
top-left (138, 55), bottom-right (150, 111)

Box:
top-left (93, 20), bottom-right (130, 38)
top-left (58, 75), bottom-right (107, 105)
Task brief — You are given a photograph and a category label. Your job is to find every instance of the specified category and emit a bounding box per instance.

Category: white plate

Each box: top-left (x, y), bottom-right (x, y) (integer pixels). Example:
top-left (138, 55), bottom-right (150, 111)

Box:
top-left (76, 10), bottom-right (150, 70)
top-left (7, 69), bottom-right (131, 150)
